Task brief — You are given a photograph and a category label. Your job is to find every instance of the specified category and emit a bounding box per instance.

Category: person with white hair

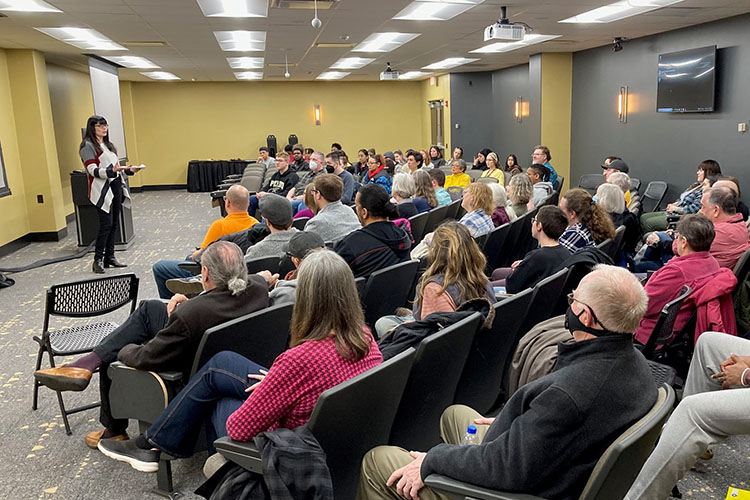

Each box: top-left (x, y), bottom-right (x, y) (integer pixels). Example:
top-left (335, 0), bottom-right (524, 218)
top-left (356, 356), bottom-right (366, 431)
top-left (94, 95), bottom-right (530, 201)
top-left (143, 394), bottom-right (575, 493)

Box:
top-left (391, 172), bottom-right (420, 218)
top-left (596, 183), bottom-right (641, 256)
top-left (607, 171), bottom-right (632, 207)
top-left (488, 183), bottom-right (516, 226)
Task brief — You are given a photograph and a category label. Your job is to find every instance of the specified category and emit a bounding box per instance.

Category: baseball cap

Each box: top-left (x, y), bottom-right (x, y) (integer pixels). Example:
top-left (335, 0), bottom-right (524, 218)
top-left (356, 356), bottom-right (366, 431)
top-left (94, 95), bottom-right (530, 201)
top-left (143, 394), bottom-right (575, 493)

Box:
top-left (602, 158), bottom-right (629, 174)
top-left (285, 231), bottom-right (325, 259)
top-left (259, 194), bottom-right (293, 227)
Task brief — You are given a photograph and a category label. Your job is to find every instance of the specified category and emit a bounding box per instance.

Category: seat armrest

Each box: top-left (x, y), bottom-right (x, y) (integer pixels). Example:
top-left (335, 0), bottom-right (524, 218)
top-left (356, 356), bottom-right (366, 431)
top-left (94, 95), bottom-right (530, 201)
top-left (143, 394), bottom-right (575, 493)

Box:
top-left (108, 362), bottom-right (176, 423)
top-left (214, 437), bottom-right (263, 474)
top-left (211, 189), bottom-right (228, 199)
top-left (178, 262), bottom-right (201, 274)
top-left (424, 474), bottom-right (547, 500)
top-left (155, 370), bottom-right (184, 382)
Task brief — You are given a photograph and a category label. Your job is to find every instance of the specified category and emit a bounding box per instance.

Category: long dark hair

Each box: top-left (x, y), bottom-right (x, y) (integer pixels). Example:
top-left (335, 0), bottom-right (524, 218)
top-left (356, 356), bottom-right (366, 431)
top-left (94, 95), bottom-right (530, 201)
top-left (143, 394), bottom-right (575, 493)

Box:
top-left (81, 115), bottom-right (116, 155)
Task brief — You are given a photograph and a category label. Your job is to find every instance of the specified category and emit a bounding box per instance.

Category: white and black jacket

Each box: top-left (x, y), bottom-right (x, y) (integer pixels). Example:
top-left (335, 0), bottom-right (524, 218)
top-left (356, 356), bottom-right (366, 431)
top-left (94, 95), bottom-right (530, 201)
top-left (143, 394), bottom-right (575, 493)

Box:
top-left (79, 140), bottom-right (132, 213)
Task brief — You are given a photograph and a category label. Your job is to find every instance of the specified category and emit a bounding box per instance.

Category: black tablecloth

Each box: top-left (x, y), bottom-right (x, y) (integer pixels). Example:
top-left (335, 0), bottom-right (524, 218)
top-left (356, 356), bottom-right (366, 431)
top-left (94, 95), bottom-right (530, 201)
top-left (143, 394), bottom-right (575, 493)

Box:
top-left (187, 160), bottom-right (254, 192)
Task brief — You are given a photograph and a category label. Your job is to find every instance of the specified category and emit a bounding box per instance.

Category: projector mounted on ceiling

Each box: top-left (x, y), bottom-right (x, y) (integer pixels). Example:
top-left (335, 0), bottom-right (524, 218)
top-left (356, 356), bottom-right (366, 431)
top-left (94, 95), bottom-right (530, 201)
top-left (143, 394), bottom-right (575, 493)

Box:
top-left (380, 62), bottom-right (400, 81)
top-left (484, 6), bottom-right (526, 42)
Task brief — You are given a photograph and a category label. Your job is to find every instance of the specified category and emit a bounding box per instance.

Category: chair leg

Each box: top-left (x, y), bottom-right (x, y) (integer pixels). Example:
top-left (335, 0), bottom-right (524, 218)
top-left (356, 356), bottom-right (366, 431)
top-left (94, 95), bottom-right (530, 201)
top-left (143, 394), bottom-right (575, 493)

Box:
top-left (151, 459), bottom-right (182, 499)
top-left (31, 344), bottom-right (46, 411)
top-left (56, 390), bottom-right (73, 436)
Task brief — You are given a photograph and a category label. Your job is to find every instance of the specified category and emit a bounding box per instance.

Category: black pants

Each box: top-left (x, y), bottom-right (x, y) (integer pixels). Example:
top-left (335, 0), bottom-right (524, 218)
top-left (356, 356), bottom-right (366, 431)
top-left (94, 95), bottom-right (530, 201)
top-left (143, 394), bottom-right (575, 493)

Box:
top-left (94, 177), bottom-right (123, 261)
top-left (94, 299), bottom-right (169, 433)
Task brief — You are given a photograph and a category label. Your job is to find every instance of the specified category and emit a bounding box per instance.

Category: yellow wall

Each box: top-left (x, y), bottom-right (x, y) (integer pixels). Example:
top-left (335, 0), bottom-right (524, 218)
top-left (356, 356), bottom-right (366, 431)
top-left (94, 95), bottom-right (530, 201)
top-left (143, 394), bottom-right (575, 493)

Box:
top-left (120, 81), bottom-right (143, 188)
top-left (125, 81), bottom-right (427, 186)
top-left (47, 63), bottom-right (95, 215)
top-left (0, 49), bottom-right (29, 247)
top-left (420, 74), bottom-right (451, 153)
top-left (539, 53), bottom-right (572, 190)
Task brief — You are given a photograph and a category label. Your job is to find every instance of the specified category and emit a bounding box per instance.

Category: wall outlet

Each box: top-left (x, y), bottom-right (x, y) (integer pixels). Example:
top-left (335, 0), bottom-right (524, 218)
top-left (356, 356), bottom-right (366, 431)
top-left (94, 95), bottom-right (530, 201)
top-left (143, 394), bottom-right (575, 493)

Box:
top-left (37, 194), bottom-right (44, 203)
top-left (739, 123), bottom-right (747, 133)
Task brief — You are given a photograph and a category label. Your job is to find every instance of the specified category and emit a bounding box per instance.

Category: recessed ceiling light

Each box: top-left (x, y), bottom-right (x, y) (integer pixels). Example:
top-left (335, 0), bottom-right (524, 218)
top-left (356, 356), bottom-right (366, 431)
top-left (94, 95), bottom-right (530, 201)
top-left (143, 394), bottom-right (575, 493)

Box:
top-left (227, 56), bottom-right (264, 69)
top-left (101, 56), bottom-right (160, 69)
top-left (422, 57), bottom-right (478, 70)
top-left (399, 71), bottom-right (431, 80)
top-left (35, 27), bottom-right (127, 51)
top-left (141, 71), bottom-right (180, 80)
top-left (213, 31), bottom-right (266, 51)
top-left (0, 0), bottom-right (60, 12)
top-left (196, 0), bottom-right (268, 18)
top-left (471, 34), bottom-right (561, 54)
top-left (317, 71), bottom-right (349, 80)
top-left (235, 71), bottom-right (263, 80)
top-left (559, 0), bottom-right (683, 23)
top-left (330, 57), bottom-right (375, 70)
top-left (393, 0), bottom-right (485, 21)
top-left (352, 32), bottom-right (420, 53)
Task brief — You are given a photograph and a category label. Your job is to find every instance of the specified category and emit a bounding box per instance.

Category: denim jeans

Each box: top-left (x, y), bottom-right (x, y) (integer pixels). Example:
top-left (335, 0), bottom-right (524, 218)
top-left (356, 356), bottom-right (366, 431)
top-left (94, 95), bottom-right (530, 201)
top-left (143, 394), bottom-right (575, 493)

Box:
top-left (144, 351), bottom-right (267, 458)
top-left (248, 195), bottom-right (260, 217)
top-left (291, 199), bottom-right (307, 215)
top-left (152, 255), bottom-right (195, 299)
top-left (633, 232), bottom-right (673, 273)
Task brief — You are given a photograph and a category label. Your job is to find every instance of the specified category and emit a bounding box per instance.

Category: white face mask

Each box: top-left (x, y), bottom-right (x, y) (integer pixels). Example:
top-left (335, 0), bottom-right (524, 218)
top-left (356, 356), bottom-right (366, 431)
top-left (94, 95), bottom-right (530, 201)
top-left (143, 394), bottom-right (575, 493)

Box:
top-left (309, 160), bottom-right (318, 171)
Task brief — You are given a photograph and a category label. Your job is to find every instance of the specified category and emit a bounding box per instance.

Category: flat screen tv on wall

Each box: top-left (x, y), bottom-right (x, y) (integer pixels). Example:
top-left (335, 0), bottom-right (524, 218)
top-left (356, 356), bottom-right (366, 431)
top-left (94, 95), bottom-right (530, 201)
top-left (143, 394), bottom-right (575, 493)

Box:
top-left (657, 45), bottom-right (716, 113)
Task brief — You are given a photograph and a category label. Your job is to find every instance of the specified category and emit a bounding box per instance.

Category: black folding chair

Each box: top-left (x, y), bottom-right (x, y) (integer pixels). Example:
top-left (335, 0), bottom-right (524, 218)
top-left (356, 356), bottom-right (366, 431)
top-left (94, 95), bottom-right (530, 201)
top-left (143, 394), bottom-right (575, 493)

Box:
top-left (578, 174), bottom-right (604, 194)
top-left (32, 274), bottom-right (139, 434)
top-left (292, 217), bottom-right (310, 230)
top-left (360, 260), bottom-right (420, 332)
top-left (641, 181), bottom-right (668, 213)
top-left (630, 177), bottom-right (642, 194)
top-left (640, 285), bottom-right (692, 359)
top-left (245, 255), bottom-right (280, 274)
top-left (425, 204), bottom-right (451, 235)
top-left (517, 268), bottom-right (570, 342)
top-left (483, 222), bottom-right (511, 273)
top-left (408, 211), bottom-right (432, 245)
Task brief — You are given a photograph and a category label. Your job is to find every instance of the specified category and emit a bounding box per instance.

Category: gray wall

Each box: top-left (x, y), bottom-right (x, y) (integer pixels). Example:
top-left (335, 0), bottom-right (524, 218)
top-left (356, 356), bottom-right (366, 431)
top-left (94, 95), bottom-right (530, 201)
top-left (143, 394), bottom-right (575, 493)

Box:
top-left (570, 13), bottom-right (750, 202)
top-left (449, 72), bottom-right (494, 163)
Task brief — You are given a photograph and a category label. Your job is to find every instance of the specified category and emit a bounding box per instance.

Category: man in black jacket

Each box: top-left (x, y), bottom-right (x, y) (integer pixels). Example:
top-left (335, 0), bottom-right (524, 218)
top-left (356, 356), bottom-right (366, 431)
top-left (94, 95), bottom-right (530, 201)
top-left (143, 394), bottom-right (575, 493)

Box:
top-left (248, 151), bottom-right (299, 217)
top-left (358, 265), bottom-right (657, 500)
top-left (34, 242), bottom-right (269, 450)
top-left (334, 184), bottom-right (411, 278)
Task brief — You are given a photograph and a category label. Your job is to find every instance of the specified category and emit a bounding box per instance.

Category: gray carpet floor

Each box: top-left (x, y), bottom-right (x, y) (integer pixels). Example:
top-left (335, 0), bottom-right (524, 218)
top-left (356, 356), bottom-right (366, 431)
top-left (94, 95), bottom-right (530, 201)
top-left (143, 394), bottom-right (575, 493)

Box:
top-left (0, 190), bottom-right (747, 499)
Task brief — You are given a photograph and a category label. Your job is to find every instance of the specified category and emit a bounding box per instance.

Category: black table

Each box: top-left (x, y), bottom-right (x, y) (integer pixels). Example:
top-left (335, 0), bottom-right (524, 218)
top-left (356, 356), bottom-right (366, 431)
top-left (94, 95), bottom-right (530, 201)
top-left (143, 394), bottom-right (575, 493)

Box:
top-left (187, 160), bottom-right (254, 192)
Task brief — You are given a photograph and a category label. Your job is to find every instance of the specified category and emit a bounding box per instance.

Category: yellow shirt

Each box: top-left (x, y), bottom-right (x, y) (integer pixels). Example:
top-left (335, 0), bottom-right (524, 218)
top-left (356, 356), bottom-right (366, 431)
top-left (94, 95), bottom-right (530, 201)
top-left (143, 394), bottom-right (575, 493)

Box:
top-left (445, 173), bottom-right (471, 189)
top-left (481, 168), bottom-right (505, 184)
top-left (625, 190), bottom-right (632, 207)
top-left (201, 212), bottom-right (259, 248)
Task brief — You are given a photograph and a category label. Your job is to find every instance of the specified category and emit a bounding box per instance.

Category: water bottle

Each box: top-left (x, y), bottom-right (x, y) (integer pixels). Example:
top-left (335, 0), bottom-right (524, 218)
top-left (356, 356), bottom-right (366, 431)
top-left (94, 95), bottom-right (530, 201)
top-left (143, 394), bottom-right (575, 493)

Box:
top-left (461, 424), bottom-right (480, 445)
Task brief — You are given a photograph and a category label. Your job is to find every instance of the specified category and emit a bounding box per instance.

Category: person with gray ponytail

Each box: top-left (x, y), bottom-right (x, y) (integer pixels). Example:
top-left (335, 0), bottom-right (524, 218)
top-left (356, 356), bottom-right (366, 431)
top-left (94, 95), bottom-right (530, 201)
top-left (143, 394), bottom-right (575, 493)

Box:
top-left (200, 241), bottom-right (248, 296)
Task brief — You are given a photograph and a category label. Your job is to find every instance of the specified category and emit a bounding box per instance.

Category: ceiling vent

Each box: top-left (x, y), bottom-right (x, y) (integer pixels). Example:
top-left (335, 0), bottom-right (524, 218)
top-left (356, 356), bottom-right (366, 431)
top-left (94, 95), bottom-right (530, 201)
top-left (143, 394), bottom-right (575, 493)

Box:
top-left (272, 0), bottom-right (337, 9)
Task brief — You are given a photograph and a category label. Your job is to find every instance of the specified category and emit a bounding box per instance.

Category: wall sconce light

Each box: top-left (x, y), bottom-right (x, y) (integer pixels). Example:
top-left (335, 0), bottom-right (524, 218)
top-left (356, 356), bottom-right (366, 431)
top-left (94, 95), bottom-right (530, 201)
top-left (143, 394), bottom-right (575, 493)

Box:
top-left (618, 86), bottom-right (628, 123)
top-left (515, 96), bottom-right (523, 123)
top-left (314, 104), bottom-right (321, 125)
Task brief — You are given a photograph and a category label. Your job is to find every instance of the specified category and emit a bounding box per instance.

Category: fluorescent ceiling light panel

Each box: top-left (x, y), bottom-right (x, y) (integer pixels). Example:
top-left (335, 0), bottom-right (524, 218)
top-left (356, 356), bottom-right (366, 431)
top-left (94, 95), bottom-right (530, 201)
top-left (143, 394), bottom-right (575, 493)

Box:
top-left (214, 31), bottom-right (266, 51)
top-left (399, 71), bottom-right (431, 80)
top-left (235, 71), bottom-right (263, 80)
top-left (141, 71), bottom-right (180, 80)
top-left (35, 27), bottom-right (127, 51)
top-left (422, 57), bottom-right (478, 70)
top-left (330, 57), bottom-right (375, 70)
top-left (227, 56), bottom-right (264, 69)
top-left (196, 0), bottom-right (268, 17)
top-left (352, 32), bottom-right (420, 53)
top-left (102, 56), bottom-right (160, 69)
top-left (471, 34), bottom-right (561, 54)
top-left (317, 71), bottom-right (350, 80)
top-left (393, 0), bottom-right (485, 21)
top-left (559, 0), bottom-right (683, 23)
top-left (0, 0), bottom-right (61, 12)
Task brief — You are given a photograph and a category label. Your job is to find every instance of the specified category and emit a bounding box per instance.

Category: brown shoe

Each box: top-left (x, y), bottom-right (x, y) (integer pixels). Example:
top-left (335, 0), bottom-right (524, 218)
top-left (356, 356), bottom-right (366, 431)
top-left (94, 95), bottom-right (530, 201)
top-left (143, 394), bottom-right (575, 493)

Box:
top-left (34, 365), bottom-right (93, 392)
top-left (85, 429), bottom-right (129, 450)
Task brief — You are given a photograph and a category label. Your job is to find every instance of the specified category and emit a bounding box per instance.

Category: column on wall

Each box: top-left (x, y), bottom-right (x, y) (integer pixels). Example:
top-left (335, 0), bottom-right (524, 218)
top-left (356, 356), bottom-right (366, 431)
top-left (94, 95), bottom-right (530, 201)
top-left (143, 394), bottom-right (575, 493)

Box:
top-left (538, 52), bottom-right (573, 190)
top-left (119, 81), bottom-right (142, 189)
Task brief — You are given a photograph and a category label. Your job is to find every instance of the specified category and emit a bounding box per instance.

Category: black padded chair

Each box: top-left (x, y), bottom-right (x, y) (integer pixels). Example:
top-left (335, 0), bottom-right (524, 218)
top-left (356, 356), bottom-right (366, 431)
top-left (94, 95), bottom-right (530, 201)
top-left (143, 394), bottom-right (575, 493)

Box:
top-left (517, 268), bottom-right (570, 343)
top-left (630, 177), bottom-right (642, 194)
top-left (425, 204), bottom-right (451, 234)
top-left (245, 255), bottom-right (280, 274)
top-left (389, 313), bottom-right (484, 451)
top-left (553, 263), bottom-right (594, 317)
top-left (555, 175), bottom-right (565, 193)
top-left (32, 273), bottom-right (139, 434)
top-left (292, 217), bottom-right (310, 230)
top-left (409, 211), bottom-right (432, 244)
top-left (732, 247), bottom-right (750, 298)
top-left (360, 260), bottom-right (420, 333)
top-left (483, 222), bottom-right (511, 273)
top-left (641, 181), bottom-right (668, 213)
top-left (493, 215), bottom-right (527, 268)
top-left (425, 384), bottom-right (675, 500)
top-left (454, 288), bottom-right (534, 413)
top-left (518, 207), bottom-right (540, 256)
top-left (640, 285), bottom-right (692, 359)
top-left (108, 302), bottom-right (294, 497)
top-left (474, 232), bottom-right (489, 251)
top-left (578, 174), bottom-right (604, 194)
top-left (215, 348), bottom-right (417, 500)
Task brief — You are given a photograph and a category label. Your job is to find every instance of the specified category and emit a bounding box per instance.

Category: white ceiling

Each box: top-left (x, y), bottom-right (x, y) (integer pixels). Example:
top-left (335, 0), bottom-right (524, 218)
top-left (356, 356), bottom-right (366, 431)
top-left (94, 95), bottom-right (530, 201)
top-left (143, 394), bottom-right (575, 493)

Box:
top-left (0, 0), bottom-right (748, 81)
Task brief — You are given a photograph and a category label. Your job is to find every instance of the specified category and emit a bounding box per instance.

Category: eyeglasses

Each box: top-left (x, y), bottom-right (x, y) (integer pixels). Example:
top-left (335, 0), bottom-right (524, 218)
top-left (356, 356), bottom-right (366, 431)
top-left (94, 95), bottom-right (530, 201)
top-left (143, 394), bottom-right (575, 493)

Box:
top-left (532, 153), bottom-right (543, 157)
top-left (531, 217), bottom-right (538, 224)
top-left (567, 292), bottom-right (606, 328)
top-left (95, 123), bottom-right (108, 128)
top-left (309, 188), bottom-right (318, 194)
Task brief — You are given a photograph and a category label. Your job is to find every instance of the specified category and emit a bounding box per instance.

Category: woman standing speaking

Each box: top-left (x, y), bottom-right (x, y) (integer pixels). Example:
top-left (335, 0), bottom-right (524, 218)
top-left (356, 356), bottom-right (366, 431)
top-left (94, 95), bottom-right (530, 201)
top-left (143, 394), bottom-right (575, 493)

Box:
top-left (79, 115), bottom-right (141, 273)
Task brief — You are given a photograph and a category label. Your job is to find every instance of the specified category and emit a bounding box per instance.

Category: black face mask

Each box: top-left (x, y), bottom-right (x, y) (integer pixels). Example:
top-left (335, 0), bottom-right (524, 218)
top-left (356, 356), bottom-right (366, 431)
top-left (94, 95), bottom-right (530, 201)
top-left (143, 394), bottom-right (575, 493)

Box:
top-left (325, 165), bottom-right (335, 173)
top-left (564, 306), bottom-right (619, 338)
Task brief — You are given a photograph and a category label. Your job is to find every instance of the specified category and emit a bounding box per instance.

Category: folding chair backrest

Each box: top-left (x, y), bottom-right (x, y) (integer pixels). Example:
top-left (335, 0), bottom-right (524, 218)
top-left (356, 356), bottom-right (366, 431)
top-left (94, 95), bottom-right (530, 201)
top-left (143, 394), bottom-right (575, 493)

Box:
top-left (190, 302), bottom-right (294, 376)
top-left (292, 217), bottom-right (310, 230)
top-left (45, 273), bottom-right (139, 319)
top-left (389, 312), bottom-right (484, 451)
top-left (245, 255), bottom-right (280, 275)
top-left (424, 204), bottom-right (451, 234)
top-left (241, 176), bottom-right (262, 193)
top-left (629, 200), bottom-right (642, 218)
top-left (454, 288), bottom-right (534, 413)
top-left (613, 225), bottom-right (627, 255)
top-left (555, 175), bottom-right (565, 193)
top-left (308, 348), bottom-right (416, 500)
top-left (733, 247), bottom-right (750, 284)
top-left (579, 174), bottom-right (604, 194)
top-left (467, 169), bottom-right (483, 181)
top-left (580, 385), bottom-right (675, 500)
top-left (446, 187), bottom-right (464, 202)
top-left (642, 285), bottom-right (692, 358)
top-left (361, 260), bottom-right (420, 330)
top-left (519, 207), bottom-right (540, 255)
top-left (630, 177), bottom-right (642, 194)
top-left (473, 232), bottom-right (488, 250)
top-left (553, 262), bottom-right (594, 316)
top-left (518, 267), bottom-right (569, 338)
top-left (642, 181), bottom-right (668, 213)
top-left (408, 211), bottom-right (431, 245)
top-left (483, 222), bottom-right (511, 272)
top-left (476, 177), bottom-right (499, 184)
top-left (596, 238), bottom-right (615, 261)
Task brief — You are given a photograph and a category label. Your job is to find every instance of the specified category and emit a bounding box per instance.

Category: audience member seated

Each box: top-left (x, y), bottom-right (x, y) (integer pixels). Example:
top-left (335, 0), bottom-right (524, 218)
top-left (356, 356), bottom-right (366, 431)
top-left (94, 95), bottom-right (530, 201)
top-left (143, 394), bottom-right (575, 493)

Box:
top-left (404, 150), bottom-right (424, 175)
top-left (480, 152), bottom-right (505, 184)
top-left (472, 148), bottom-right (492, 171)
top-left (248, 151), bottom-right (300, 218)
top-left (429, 145), bottom-right (446, 168)
top-left (504, 154), bottom-right (522, 178)
top-left (715, 176), bottom-right (749, 221)
top-left (97, 250), bottom-right (382, 472)
top-left (488, 183), bottom-right (516, 226)
top-left (601, 157), bottom-right (628, 179)
top-left (325, 151), bottom-right (356, 205)
top-left (358, 265), bottom-right (655, 500)
top-left (528, 163), bottom-right (554, 207)
top-left (375, 222), bottom-right (495, 337)
top-left (532, 144), bottom-right (558, 190)
top-left (458, 183), bottom-right (495, 238)
top-left (507, 172), bottom-right (532, 217)
top-left (287, 150), bottom-right (325, 214)
top-left (633, 214), bottom-right (737, 347)
top-left (152, 185), bottom-right (258, 299)
top-left (596, 183), bottom-right (640, 257)
top-left (414, 169), bottom-right (439, 211)
top-left (293, 184), bottom-right (316, 220)
top-left (34, 242), bottom-right (269, 449)
top-left (444, 159), bottom-right (471, 189)
top-left (641, 159), bottom-right (721, 233)
top-left (352, 148), bottom-right (368, 179)
top-left (304, 174), bottom-right (362, 243)
top-left (559, 188), bottom-right (616, 253)
top-left (428, 169), bottom-right (452, 207)
top-left (391, 173), bottom-right (420, 218)
top-left (256, 146), bottom-right (275, 168)
top-left (490, 206), bottom-right (570, 293)
top-left (626, 332), bottom-right (750, 500)
top-left (362, 153), bottom-right (393, 195)
top-left (421, 149), bottom-right (434, 170)
top-left (335, 184), bottom-right (412, 278)
top-left (265, 231), bottom-right (325, 306)
top-left (607, 171), bottom-right (633, 208)
top-left (450, 146), bottom-right (463, 163)
top-left (290, 143), bottom-right (309, 172)
top-left (245, 194), bottom-right (299, 261)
